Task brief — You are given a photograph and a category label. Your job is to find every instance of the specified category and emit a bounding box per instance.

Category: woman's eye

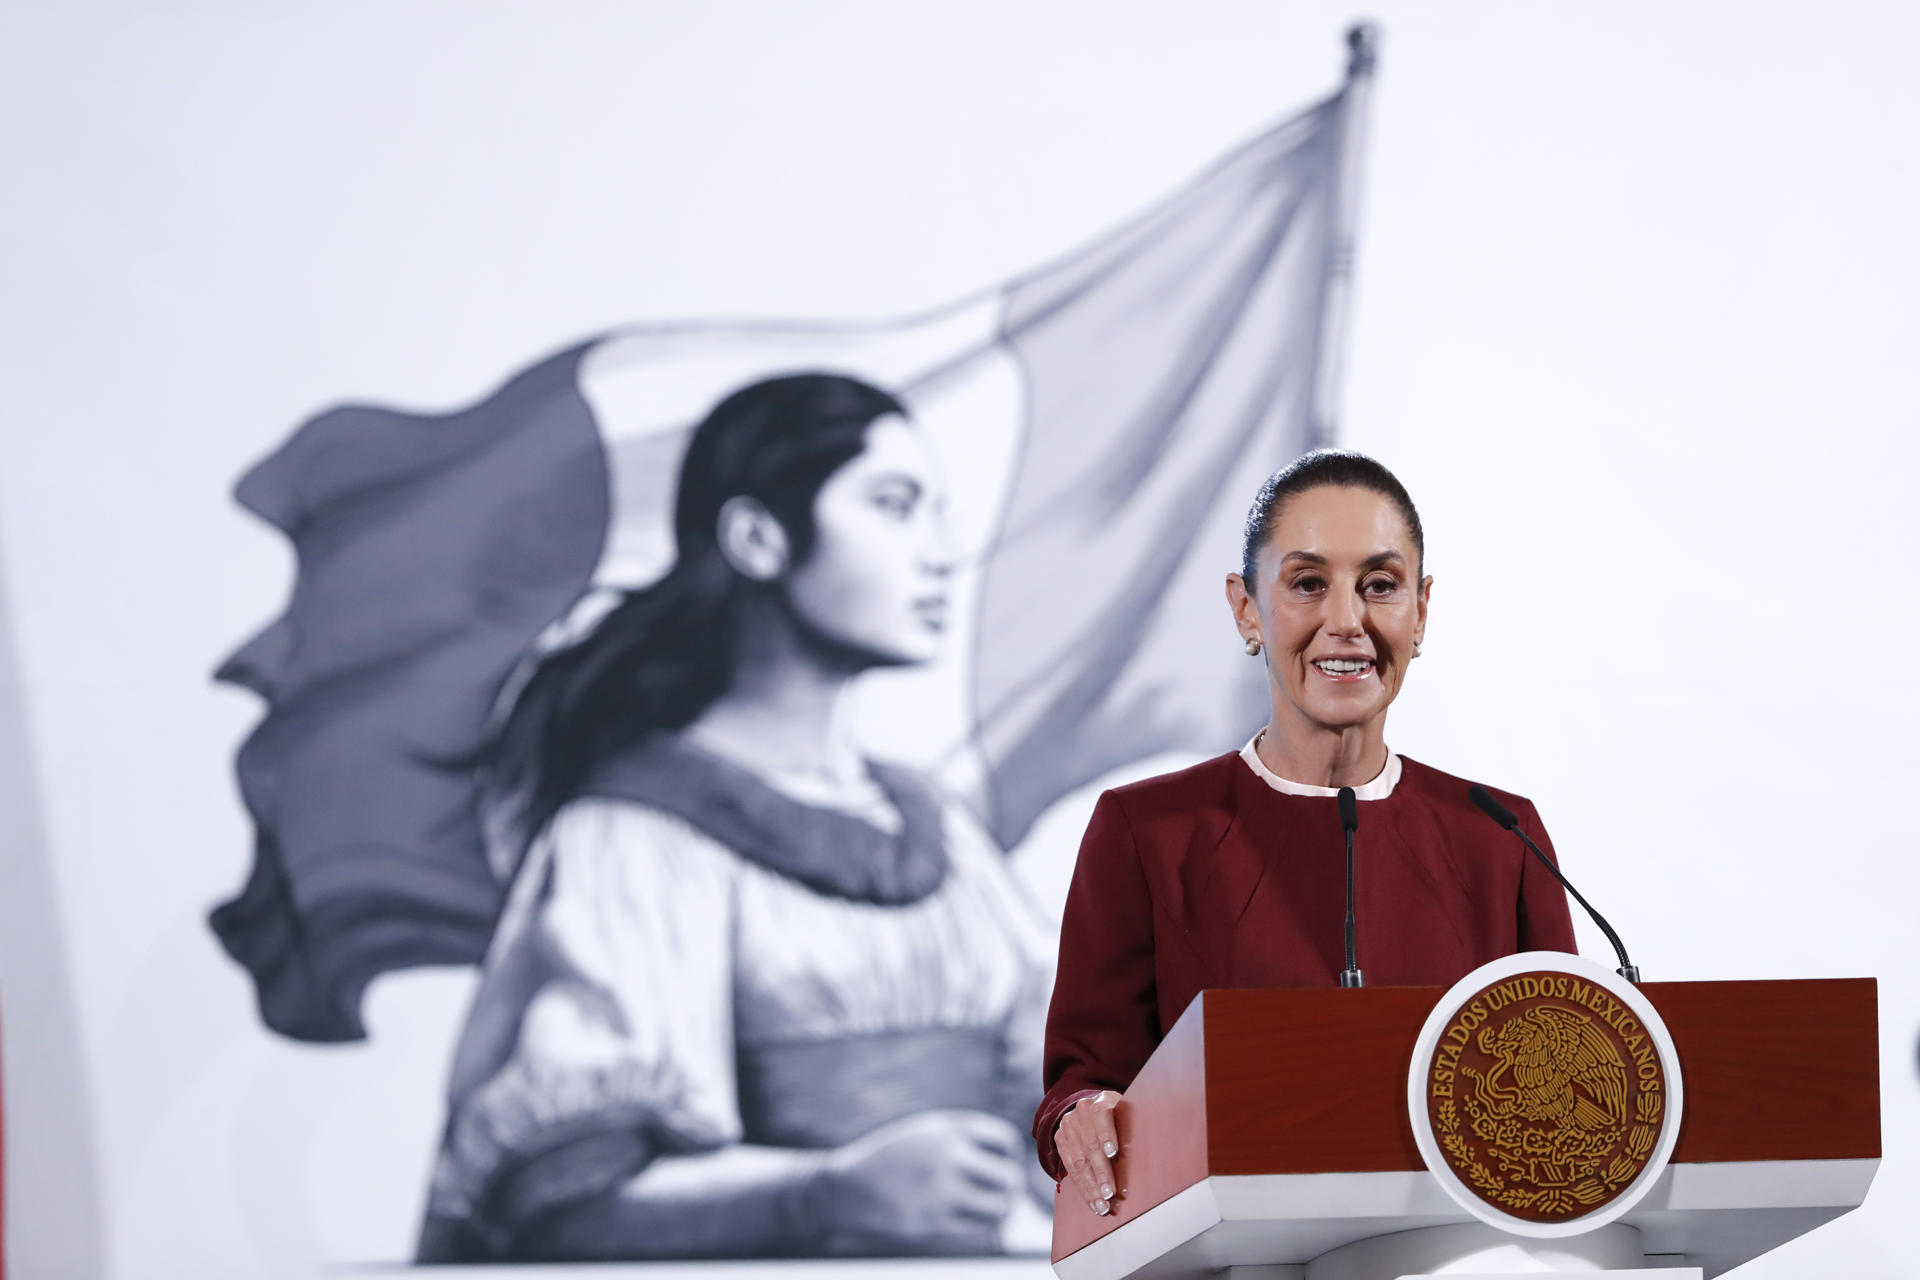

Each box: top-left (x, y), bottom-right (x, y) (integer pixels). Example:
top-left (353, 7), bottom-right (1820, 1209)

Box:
top-left (1363, 577), bottom-right (1400, 597)
top-left (872, 491), bottom-right (916, 518)
top-left (1291, 576), bottom-right (1325, 594)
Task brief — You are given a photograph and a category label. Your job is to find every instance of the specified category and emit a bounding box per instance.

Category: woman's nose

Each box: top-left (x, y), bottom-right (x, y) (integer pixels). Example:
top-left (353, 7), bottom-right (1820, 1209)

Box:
top-left (920, 517), bottom-right (960, 577)
top-left (1323, 585), bottom-right (1365, 634)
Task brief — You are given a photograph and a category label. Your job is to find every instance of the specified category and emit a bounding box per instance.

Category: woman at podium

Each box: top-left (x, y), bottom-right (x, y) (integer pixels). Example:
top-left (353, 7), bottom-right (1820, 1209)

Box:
top-left (1036, 450), bottom-right (1577, 1217)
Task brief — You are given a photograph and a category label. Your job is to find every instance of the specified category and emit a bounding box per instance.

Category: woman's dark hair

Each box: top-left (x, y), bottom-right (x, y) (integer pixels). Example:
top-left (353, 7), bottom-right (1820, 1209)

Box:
top-left (1239, 449), bottom-right (1424, 590)
top-left (488, 371), bottom-right (906, 841)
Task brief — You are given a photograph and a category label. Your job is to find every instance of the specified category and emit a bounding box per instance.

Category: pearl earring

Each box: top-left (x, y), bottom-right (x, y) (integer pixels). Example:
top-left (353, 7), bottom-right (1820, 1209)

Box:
top-left (1244, 637), bottom-right (1263, 656)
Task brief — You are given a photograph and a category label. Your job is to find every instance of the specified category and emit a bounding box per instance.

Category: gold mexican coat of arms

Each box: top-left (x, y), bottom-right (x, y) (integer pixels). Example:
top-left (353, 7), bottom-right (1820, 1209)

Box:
top-left (1423, 969), bottom-right (1668, 1222)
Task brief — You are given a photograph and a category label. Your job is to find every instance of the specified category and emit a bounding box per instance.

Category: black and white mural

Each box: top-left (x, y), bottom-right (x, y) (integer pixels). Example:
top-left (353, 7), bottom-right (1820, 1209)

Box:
top-left (206, 65), bottom-right (1367, 1260)
top-left (5, 7), bottom-right (1920, 1279)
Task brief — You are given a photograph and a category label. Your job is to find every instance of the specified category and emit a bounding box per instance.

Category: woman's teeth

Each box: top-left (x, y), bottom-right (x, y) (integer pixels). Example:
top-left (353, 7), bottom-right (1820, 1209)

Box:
top-left (1314, 658), bottom-right (1373, 675)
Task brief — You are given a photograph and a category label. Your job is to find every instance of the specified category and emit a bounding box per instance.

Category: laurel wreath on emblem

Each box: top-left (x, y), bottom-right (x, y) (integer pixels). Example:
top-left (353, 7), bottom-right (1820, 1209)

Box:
top-left (1434, 1006), bottom-right (1664, 1217)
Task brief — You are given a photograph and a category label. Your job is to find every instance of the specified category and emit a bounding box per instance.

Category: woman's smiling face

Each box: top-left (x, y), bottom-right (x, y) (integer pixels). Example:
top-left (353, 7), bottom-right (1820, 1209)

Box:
top-left (1235, 484), bottom-right (1430, 737)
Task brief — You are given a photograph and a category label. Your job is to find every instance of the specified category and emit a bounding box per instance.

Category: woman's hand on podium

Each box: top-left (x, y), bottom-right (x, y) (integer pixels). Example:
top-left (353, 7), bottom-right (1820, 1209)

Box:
top-left (1054, 1089), bottom-right (1122, 1216)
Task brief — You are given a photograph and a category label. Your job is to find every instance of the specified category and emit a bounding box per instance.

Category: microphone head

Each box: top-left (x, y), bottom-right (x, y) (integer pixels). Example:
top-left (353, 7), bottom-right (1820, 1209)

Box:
top-left (1337, 786), bottom-right (1358, 832)
top-left (1467, 784), bottom-right (1519, 831)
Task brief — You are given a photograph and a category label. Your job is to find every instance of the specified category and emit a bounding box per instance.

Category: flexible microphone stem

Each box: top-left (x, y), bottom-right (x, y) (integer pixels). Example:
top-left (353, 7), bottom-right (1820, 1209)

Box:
top-left (1466, 785), bottom-right (1641, 982)
top-left (1338, 786), bottom-right (1363, 988)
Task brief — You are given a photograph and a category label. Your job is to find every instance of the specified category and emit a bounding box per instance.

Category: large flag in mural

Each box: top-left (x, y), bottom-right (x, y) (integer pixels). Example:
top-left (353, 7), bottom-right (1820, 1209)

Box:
top-left (214, 63), bottom-right (1373, 1052)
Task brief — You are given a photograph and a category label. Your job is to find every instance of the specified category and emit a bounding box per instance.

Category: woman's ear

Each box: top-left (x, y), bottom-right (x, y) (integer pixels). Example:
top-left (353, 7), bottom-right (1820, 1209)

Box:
top-left (1225, 572), bottom-right (1260, 646)
top-left (1414, 574), bottom-right (1433, 650)
top-left (716, 496), bottom-right (790, 582)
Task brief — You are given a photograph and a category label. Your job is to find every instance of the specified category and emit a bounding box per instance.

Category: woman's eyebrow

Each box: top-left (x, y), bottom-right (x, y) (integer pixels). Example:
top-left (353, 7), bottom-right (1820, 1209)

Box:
top-left (1278, 550), bottom-right (1404, 567)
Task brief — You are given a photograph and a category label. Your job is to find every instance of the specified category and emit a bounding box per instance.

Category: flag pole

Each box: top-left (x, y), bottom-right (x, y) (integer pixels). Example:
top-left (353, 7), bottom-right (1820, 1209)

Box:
top-left (1308, 21), bottom-right (1381, 449)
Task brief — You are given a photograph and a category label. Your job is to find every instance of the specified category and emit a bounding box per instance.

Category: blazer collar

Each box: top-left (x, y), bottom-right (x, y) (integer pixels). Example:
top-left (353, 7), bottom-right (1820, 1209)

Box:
top-left (1174, 755), bottom-right (1284, 977)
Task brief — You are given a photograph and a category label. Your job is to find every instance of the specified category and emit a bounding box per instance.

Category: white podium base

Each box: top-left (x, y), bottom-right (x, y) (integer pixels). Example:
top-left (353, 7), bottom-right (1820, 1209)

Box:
top-left (1219, 1274), bottom-right (1700, 1280)
top-left (1054, 1159), bottom-right (1875, 1279)
top-left (1216, 1222), bottom-right (1704, 1279)
top-left (1396, 1273), bottom-right (1701, 1279)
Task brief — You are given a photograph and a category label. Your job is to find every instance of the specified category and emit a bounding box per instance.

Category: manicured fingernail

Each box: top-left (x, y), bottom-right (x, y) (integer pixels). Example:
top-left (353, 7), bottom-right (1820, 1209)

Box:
top-left (1101, 1183), bottom-right (1114, 1199)
top-left (1092, 1200), bottom-right (1109, 1216)
top-left (1104, 1141), bottom-right (1118, 1158)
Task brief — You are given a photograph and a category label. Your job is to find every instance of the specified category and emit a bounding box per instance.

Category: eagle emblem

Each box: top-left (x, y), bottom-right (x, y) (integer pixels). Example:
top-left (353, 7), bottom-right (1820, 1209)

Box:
top-left (1421, 968), bottom-right (1671, 1224)
top-left (1472, 1005), bottom-right (1628, 1132)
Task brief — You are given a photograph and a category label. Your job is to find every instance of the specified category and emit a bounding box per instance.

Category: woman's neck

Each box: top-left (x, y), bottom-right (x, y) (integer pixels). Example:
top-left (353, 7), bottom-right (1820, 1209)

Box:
top-left (680, 596), bottom-right (866, 787)
top-left (1255, 719), bottom-right (1389, 789)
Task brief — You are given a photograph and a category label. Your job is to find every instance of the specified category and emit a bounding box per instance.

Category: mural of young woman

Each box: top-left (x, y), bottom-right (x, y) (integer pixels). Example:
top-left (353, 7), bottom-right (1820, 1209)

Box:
top-left (415, 372), bottom-right (1057, 1262)
top-left (207, 64), bottom-right (1362, 1266)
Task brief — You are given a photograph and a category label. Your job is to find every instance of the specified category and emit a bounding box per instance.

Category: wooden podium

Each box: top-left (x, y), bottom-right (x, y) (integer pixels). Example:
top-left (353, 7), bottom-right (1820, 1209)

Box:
top-left (1051, 979), bottom-right (1879, 1279)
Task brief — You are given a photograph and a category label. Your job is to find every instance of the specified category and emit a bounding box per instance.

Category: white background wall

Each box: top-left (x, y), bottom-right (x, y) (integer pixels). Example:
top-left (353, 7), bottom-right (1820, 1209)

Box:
top-left (1, 2), bottom-right (1915, 1277)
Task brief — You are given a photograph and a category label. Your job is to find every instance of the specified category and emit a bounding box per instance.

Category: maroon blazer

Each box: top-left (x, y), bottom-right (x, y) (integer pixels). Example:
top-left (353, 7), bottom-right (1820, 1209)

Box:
top-left (1033, 750), bottom-right (1577, 1178)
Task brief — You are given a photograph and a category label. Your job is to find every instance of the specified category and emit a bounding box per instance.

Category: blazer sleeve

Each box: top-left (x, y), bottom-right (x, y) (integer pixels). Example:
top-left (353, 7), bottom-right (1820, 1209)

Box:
top-left (1031, 789), bottom-right (1162, 1179)
top-left (1514, 798), bottom-right (1579, 954)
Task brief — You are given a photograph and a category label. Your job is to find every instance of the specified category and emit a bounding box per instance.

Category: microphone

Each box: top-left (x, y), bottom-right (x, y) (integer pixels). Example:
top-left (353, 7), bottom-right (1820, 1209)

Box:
top-left (1337, 786), bottom-right (1363, 989)
top-left (1466, 785), bottom-right (1641, 983)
